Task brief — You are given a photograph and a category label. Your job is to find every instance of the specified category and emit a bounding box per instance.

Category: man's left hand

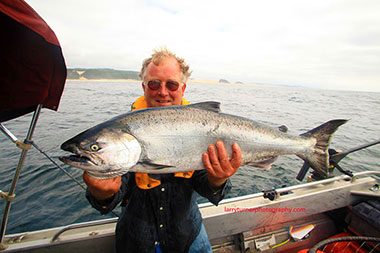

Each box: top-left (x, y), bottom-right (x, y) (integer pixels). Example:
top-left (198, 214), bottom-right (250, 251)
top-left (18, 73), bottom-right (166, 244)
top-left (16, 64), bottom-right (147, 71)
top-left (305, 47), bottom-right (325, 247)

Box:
top-left (202, 140), bottom-right (242, 189)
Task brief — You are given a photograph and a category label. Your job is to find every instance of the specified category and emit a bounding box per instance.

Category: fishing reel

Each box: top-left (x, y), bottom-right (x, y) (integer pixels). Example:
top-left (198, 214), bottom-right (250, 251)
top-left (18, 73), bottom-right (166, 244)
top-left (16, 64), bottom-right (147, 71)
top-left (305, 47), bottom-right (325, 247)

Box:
top-left (296, 139), bottom-right (380, 181)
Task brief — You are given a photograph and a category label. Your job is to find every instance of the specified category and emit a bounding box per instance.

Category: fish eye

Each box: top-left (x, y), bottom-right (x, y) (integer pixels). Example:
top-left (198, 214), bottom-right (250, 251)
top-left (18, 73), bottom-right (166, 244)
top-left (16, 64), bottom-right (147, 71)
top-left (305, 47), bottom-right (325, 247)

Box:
top-left (90, 144), bottom-right (100, 152)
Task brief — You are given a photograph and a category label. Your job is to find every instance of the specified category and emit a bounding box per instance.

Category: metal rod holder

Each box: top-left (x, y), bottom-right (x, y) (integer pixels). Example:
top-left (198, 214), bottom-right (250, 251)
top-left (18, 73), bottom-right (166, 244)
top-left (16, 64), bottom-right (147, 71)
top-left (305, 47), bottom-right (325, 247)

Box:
top-left (0, 104), bottom-right (43, 246)
top-left (0, 123), bottom-right (18, 143)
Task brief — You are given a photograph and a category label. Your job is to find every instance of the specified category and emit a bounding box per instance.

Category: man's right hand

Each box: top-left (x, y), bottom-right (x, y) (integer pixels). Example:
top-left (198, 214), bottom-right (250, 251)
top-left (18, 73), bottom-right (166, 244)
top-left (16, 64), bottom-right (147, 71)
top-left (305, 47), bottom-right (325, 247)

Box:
top-left (83, 172), bottom-right (122, 200)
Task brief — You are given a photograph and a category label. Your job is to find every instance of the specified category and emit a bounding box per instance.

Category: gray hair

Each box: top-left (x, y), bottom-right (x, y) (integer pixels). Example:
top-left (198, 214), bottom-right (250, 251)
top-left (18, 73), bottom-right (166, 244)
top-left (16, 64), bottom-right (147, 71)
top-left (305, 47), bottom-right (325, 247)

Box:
top-left (139, 47), bottom-right (192, 83)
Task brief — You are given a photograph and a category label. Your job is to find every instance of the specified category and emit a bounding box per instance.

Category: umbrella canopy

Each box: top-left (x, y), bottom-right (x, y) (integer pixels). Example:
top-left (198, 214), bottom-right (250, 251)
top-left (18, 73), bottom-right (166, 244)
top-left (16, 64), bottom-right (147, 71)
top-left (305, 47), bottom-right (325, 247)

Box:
top-left (0, 0), bottom-right (67, 122)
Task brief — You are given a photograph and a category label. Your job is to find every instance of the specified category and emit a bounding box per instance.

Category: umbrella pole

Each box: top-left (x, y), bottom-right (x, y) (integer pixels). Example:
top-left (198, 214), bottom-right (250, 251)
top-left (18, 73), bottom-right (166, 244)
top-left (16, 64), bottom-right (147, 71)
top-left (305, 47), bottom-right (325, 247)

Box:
top-left (0, 104), bottom-right (42, 248)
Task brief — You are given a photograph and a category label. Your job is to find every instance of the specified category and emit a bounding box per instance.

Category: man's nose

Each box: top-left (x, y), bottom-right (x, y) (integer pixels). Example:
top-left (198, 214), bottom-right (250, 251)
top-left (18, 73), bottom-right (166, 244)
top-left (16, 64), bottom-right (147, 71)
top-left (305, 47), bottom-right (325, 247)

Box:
top-left (158, 83), bottom-right (169, 96)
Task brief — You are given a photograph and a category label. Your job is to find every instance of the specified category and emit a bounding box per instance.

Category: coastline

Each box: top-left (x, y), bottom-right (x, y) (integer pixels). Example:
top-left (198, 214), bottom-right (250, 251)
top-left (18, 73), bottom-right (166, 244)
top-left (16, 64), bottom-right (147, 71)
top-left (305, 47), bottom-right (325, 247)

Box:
top-left (66, 78), bottom-right (266, 87)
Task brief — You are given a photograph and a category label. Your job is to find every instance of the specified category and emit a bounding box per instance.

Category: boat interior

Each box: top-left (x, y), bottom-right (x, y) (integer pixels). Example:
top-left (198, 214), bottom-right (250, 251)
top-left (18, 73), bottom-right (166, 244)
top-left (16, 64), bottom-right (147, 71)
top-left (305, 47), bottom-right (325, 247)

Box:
top-left (1, 172), bottom-right (380, 252)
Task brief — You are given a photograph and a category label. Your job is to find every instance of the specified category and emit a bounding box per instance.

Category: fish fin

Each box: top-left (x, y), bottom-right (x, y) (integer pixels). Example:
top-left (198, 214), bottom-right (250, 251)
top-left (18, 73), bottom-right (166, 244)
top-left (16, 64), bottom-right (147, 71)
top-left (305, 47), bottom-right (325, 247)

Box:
top-left (190, 101), bottom-right (221, 112)
top-left (247, 157), bottom-right (278, 170)
top-left (130, 160), bottom-right (175, 171)
top-left (297, 119), bottom-right (348, 179)
top-left (278, 125), bottom-right (288, 133)
top-left (129, 163), bottom-right (179, 174)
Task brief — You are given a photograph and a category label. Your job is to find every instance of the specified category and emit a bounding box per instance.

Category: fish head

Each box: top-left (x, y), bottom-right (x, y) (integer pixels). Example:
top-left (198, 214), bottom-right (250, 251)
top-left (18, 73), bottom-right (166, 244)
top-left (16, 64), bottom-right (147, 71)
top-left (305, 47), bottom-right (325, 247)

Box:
top-left (59, 124), bottom-right (141, 178)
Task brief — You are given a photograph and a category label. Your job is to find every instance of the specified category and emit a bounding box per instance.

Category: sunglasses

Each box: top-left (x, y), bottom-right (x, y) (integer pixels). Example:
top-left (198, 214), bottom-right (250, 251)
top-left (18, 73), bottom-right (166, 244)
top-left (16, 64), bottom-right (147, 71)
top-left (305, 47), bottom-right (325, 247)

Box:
top-left (146, 80), bottom-right (180, 91)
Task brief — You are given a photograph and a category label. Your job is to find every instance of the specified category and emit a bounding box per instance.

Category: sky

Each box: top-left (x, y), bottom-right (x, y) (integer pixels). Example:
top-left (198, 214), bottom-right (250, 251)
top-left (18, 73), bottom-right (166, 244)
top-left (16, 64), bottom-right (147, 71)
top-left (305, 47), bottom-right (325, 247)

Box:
top-left (26, 0), bottom-right (380, 92)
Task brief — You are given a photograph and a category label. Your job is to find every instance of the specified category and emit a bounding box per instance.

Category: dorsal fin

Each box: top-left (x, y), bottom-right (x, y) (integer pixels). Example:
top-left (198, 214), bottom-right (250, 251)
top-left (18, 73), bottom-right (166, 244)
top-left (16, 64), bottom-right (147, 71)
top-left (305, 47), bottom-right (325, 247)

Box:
top-left (189, 101), bottom-right (221, 112)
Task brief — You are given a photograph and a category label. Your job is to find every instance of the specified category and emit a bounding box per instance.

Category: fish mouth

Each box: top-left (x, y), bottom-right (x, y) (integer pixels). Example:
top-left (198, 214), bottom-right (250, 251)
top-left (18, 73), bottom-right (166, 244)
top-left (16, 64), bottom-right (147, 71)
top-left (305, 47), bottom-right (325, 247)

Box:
top-left (59, 153), bottom-right (100, 167)
top-left (60, 140), bottom-right (100, 167)
top-left (59, 154), bottom-right (92, 164)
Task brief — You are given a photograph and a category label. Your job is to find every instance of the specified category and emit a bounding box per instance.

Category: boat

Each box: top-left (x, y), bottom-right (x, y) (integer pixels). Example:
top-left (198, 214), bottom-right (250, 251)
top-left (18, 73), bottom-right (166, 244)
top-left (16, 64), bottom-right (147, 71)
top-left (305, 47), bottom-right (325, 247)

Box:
top-left (0, 0), bottom-right (66, 250)
top-left (1, 1), bottom-right (380, 252)
top-left (1, 171), bottom-right (380, 252)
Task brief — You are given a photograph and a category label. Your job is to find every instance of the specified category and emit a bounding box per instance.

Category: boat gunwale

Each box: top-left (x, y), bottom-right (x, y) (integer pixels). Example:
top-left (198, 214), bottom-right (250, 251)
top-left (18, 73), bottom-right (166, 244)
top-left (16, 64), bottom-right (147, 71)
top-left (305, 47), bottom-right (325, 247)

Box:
top-left (3, 170), bottom-right (379, 248)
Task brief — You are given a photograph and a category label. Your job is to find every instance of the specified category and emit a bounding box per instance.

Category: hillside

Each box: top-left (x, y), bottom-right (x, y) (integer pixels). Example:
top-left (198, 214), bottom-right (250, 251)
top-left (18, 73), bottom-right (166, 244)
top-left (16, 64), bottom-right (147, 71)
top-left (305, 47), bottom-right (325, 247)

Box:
top-left (66, 68), bottom-right (250, 86)
top-left (67, 68), bottom-right (139, 80)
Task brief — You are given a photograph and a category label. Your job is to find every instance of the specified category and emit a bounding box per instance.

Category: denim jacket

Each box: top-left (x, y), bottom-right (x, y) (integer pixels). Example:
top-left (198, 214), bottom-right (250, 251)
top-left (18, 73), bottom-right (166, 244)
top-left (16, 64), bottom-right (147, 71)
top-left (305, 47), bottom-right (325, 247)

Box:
top-left (86, 170), bottom-right (231, 252)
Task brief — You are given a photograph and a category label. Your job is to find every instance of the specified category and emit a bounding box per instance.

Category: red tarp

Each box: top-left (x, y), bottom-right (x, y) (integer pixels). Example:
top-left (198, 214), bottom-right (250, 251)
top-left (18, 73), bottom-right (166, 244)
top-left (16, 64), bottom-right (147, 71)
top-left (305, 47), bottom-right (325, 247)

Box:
top-left (0, 0), bottom-right (67, 122)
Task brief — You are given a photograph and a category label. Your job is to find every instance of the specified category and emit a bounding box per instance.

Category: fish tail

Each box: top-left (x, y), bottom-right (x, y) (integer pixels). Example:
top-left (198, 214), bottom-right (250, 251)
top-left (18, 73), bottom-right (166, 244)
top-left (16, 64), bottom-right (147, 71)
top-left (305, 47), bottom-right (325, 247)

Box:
top-left (297, 119), bottom-right (348, 178)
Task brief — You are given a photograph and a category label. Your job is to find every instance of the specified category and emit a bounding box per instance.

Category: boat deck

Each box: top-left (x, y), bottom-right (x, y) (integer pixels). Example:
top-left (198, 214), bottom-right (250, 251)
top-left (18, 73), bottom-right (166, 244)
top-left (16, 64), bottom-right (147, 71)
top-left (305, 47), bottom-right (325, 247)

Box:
top-left (2, 174), bottom-right (380, 252)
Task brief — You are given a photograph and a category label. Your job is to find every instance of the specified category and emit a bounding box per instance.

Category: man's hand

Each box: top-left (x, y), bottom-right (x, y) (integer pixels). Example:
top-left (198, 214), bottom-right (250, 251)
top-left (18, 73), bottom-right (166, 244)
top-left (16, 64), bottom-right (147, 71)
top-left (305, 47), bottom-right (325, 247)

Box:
top-left (83, 172), bottom-right (122, 200)
top-left (202, 140), bottom-right (242, 189)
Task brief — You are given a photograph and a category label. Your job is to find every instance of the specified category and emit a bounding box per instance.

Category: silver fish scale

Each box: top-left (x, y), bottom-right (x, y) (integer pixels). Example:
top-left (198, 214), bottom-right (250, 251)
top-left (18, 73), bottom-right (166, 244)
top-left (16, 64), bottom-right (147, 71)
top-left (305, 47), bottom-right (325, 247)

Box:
top-left (116, 105), bottom-right (315, 172)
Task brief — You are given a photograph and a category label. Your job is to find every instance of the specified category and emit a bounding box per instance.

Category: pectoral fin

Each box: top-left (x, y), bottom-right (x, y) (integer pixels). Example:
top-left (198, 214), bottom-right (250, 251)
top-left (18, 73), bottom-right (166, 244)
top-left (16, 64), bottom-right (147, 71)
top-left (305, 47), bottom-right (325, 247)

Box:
top-left (129, 160), bottom-right (177, 173)
top-left (137, 160), bottom-right (174, 170)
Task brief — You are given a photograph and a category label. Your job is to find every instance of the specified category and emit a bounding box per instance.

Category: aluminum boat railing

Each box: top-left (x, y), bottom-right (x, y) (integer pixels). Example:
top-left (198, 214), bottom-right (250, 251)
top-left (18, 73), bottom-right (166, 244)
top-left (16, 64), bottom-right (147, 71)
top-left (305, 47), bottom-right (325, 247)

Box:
top-left (51, 170), bottom-right (380, 242)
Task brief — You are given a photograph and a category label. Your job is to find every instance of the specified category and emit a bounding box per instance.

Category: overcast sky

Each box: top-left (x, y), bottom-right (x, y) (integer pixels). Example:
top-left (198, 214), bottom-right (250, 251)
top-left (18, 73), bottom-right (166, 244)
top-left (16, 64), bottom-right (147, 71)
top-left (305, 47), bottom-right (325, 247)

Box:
top-left (26, 0), bottom-right (380, 92)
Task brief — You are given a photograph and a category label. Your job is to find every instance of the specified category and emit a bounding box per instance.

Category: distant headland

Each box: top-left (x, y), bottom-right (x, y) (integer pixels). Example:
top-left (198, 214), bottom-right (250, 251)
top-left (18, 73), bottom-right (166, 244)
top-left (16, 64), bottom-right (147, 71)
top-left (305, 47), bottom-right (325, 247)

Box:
top-left (67, 68), bottom-right (264, 86)
top-left (67, 68), bottom-right (139, 80)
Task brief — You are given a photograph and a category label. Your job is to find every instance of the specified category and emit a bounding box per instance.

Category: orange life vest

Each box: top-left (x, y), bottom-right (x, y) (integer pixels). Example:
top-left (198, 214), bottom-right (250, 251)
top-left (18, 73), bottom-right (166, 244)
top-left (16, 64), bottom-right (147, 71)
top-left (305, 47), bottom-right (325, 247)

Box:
top-left (131, 96), bottom-right (194, 189)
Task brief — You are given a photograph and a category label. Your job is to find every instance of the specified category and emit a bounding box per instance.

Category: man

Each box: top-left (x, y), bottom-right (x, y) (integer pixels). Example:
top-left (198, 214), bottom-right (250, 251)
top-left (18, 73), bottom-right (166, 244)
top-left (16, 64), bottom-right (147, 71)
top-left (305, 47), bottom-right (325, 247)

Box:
top-left (84, 48), bottom-right (241, 252)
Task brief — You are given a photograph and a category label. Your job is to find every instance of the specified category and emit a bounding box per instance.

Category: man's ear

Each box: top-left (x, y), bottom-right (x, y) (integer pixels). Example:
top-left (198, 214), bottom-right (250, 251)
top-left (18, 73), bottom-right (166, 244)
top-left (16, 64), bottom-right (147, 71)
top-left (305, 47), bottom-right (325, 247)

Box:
top-left (181, 83), bottom-right (187, 95)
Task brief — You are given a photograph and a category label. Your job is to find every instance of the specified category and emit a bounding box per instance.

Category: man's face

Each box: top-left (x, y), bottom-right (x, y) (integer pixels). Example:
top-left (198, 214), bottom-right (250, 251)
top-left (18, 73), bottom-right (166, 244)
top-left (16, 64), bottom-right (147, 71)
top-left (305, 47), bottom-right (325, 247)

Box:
top-left (142, 57), bottom-right (186, 108)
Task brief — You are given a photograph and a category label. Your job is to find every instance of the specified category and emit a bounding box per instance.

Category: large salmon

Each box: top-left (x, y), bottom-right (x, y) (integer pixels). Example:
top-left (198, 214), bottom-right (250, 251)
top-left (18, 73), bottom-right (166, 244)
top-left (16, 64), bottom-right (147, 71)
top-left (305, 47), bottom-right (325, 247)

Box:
top-left (59, 102), bottom-right (346, 179)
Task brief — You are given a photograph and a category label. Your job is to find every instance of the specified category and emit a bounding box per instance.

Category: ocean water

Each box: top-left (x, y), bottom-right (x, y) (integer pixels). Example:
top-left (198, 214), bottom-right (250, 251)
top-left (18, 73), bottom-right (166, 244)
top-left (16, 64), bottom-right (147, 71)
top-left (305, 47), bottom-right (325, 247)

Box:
top-left (1, 80), bottom-right (379, 234)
